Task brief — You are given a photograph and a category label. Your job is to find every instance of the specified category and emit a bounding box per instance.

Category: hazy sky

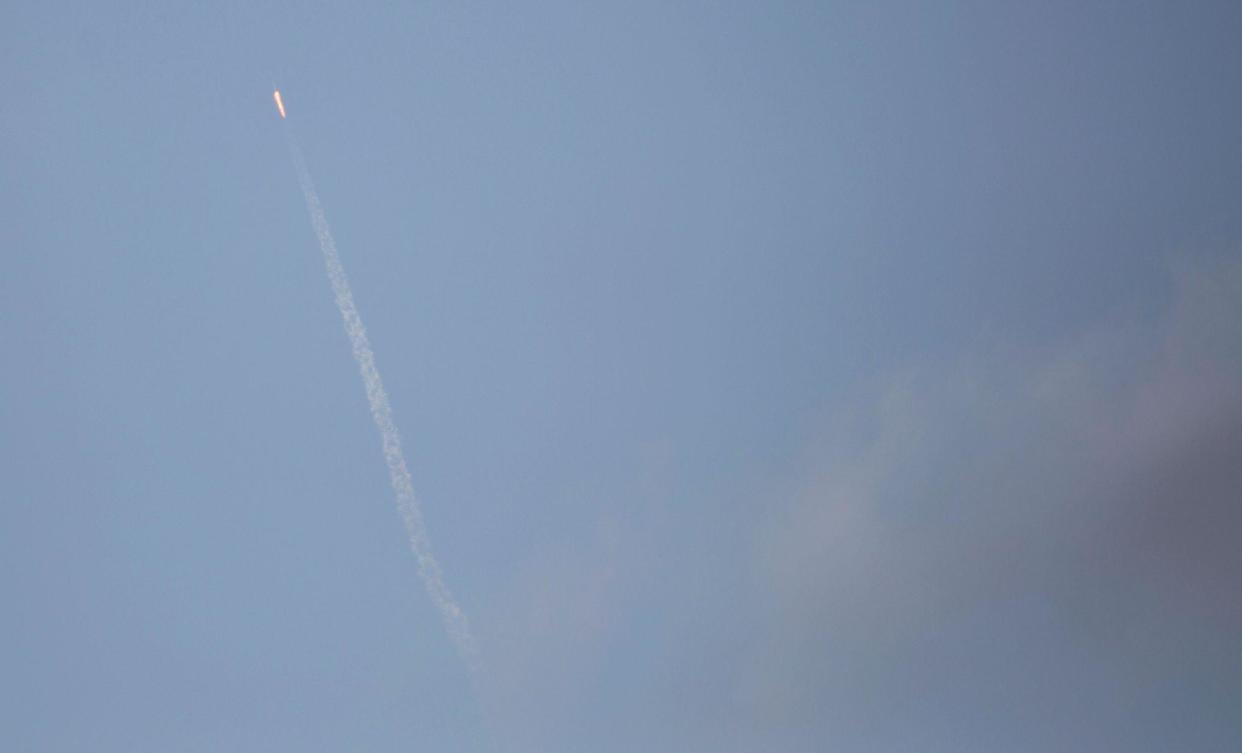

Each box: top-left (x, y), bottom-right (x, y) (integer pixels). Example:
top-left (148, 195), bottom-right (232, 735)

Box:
top-left (3, 2), bottom-right (1241, 751)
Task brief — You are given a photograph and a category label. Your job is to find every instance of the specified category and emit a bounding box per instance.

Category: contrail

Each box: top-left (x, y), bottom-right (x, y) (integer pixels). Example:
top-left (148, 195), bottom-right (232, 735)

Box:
top-left (287, 137), bottom-right (479, 671)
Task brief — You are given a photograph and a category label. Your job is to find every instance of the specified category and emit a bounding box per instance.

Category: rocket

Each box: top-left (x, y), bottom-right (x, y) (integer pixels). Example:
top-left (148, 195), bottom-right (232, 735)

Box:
top-left (273, 90), bottom-right (286, 119)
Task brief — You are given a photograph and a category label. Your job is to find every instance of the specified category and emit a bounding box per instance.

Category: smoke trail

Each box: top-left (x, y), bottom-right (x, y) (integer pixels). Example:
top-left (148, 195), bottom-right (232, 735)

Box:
top-left (288, 138), bottom-right (479, 670)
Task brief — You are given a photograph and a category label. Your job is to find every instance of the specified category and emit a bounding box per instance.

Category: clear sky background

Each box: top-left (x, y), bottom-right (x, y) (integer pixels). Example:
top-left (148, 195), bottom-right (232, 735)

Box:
top-left (3, 2), bottom-right (1241, 751)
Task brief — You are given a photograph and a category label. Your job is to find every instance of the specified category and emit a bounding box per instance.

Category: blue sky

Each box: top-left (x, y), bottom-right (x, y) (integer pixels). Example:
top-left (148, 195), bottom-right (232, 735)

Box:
top-left (3, 2), bottom-right (1241, 751)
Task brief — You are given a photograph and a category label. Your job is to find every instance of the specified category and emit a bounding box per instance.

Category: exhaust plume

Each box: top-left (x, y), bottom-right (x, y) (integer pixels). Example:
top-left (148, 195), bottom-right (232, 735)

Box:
top-left (287, 138), bottom-right (478, 670)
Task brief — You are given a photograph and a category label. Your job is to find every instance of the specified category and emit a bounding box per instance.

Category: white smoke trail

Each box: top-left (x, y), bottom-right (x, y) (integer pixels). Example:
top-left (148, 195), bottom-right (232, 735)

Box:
top-left (288, 138), bottom-right (479, 670)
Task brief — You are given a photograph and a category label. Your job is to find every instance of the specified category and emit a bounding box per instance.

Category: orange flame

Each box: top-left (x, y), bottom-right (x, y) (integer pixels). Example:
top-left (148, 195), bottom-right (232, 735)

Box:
top-left (273, 90), bottom-right (286, 119)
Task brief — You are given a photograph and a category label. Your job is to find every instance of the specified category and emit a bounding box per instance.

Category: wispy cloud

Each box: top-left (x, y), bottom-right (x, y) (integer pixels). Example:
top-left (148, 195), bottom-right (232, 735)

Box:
top-left (747, 255), bottom-right (1242, 745)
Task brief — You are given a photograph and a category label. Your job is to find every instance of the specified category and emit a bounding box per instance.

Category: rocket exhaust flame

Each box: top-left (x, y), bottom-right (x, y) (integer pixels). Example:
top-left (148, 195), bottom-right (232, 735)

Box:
top-left (273, 90), bottom-right (286, 118)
